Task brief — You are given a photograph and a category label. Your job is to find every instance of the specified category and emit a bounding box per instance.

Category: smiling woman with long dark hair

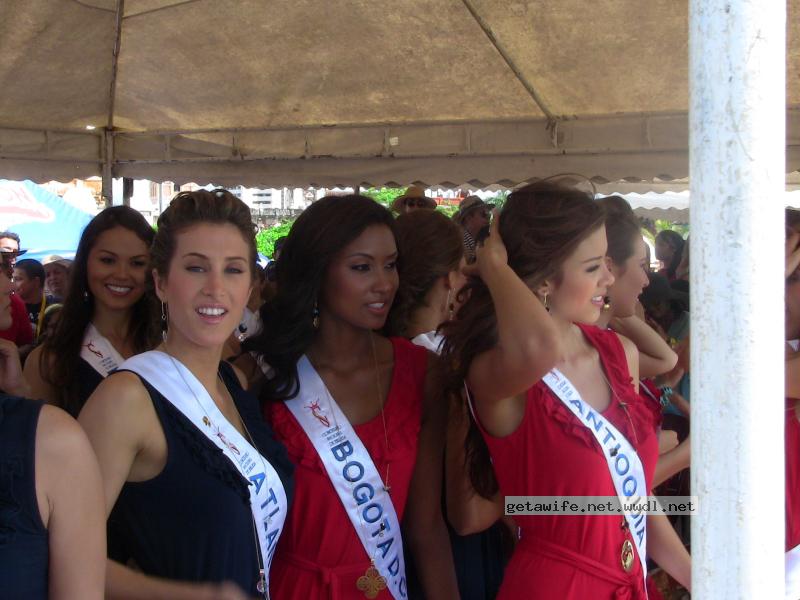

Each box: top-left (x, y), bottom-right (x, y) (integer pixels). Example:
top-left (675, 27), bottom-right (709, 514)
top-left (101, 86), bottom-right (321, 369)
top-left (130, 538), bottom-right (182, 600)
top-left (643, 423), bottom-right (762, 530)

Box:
top-left (24, 206), bottom-right (160, 417)
top-left (245, 194), bottom-right (459, 599)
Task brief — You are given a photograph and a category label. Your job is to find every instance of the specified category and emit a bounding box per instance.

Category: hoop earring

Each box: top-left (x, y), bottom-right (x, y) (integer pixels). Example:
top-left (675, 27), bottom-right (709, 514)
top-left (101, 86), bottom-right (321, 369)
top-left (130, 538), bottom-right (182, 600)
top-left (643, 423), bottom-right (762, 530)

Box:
top-left (161, 302), bottom-right (168, 341)
top-left (312, 300), bottom-right (320, 329)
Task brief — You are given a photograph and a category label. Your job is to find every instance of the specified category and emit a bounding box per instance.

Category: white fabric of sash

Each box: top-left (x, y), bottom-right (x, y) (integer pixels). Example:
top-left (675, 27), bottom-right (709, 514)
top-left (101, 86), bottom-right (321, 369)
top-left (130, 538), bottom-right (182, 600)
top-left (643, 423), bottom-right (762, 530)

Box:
top-left (120, 351), bottom-right (287, 593)
top-left (285, 355), bottom-right (407, 600)
top-left (411, 331), bottom-right (444, 354)
top-left (543, 368), bottom-right (649, 590)
top-left (80, 323), bottom-right (124, 377)
top-left (789, 339), bottom-right (800, 352)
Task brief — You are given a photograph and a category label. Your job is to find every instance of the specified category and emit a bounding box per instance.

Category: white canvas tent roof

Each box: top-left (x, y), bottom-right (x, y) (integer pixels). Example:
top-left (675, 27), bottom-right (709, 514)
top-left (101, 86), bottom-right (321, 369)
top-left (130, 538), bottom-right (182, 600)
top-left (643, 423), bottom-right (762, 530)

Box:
top-left (1, 0), bottom-right (798, 188)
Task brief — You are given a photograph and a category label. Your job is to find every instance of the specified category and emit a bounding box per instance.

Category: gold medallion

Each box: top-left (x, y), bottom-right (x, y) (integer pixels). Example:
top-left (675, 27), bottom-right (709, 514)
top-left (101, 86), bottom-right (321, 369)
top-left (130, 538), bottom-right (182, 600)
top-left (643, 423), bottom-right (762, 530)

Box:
top-left (620, 539), bottom-right (634, 572)
top-left (356, 564), bottom-right (387, 599)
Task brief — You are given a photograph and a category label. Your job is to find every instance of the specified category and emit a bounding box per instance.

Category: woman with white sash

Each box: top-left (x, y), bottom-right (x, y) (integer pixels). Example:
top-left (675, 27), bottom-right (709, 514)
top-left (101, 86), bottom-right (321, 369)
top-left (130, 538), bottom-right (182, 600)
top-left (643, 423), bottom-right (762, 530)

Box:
top-left (441, 180), bottom-right (691, 600)
top-left (784, 209), bottom-right (800, 599)
top-left (385, 209), bottom-right (512, 599)
top-left (79, 190), bottom-right (293, 600)
top-left (596, 196), bottom-right (691, 491)
top-left (24, 206), bottom-right (160, 417)
top-left (245, 195), bottom-right (459, 599)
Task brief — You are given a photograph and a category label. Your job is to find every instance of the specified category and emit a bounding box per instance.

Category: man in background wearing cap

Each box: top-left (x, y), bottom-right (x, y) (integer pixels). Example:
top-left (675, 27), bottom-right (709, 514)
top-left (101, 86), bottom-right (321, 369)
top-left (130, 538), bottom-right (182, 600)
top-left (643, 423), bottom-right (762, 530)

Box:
top-left (42, 255), bottom-right (72, 302)
top-left (454, 196), bottom-right (493, 261)
top-left (390, 185), bottom-right (437, 214)
top-left (0, 231), bottom-right (26, 268)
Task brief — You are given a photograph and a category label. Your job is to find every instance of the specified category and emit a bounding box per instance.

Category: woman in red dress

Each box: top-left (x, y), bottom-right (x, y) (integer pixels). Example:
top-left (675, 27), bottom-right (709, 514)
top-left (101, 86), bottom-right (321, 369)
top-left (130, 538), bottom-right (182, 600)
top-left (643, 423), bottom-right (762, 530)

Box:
top-left (442, 181), bottom-right (691, 599)
top-left (785, 209), bottom-right (800, 598)
top-left (246, 195), bottom-right (458, 599)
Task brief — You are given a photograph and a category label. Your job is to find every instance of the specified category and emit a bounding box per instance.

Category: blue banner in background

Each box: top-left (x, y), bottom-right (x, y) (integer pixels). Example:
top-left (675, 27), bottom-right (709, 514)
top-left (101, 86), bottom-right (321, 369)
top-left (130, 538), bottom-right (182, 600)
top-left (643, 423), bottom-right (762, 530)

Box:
top-left (0, 180), bottom-right (94, 261)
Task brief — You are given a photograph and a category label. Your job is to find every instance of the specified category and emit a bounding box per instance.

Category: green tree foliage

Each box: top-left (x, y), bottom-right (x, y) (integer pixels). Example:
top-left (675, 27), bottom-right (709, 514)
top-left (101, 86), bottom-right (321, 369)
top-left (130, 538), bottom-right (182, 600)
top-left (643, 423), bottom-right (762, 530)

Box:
top-left (256, 221), bottom-right (294, 258)
top-left (654, 219), bottom-right (690, 238)
top-left (362, 187), bottom-right (405, 208)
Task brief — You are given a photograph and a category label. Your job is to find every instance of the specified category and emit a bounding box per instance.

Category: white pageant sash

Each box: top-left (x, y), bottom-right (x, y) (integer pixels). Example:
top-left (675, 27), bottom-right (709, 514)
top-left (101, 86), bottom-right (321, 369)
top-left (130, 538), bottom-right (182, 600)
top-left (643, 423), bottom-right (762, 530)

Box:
top-left (120, 351), bottom-right (287, 594)
top-left (80, 323), bottom-right (124, 377)
top-left (285, 355), bottom-right (407, 600)
top-left (787, 544), bottom-right (800, 599)
top-left (543, 368), bottom-right (649, 589)
top-left (410, 331), bottom-right (444, 354)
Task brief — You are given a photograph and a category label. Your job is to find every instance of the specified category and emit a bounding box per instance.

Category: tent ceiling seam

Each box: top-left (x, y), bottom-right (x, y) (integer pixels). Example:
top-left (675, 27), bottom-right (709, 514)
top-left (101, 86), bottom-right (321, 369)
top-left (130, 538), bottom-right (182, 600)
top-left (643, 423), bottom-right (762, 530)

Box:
top-left (67, 0), bottom-right (115, 13)
top-left (459, 0), bottom-right (557, 125)
top-left (106, 0), bottom-right (124, 130)
top-left (123, 0), bottom-right (207, 21)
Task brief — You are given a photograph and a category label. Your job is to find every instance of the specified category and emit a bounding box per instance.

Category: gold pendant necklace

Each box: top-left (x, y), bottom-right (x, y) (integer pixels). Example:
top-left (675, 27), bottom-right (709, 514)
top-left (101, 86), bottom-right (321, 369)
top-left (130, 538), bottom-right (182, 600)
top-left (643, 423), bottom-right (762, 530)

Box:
top-left (356, 560), bottom-right (388, 598)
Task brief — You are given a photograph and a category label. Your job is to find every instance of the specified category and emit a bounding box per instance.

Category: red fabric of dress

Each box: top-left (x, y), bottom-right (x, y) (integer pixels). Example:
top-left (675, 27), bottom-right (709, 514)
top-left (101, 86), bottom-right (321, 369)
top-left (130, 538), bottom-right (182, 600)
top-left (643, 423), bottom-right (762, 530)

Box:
top-left (481, 324), bottom-right (660, 600)
top-left (266, 337), bottom-right (427, 600)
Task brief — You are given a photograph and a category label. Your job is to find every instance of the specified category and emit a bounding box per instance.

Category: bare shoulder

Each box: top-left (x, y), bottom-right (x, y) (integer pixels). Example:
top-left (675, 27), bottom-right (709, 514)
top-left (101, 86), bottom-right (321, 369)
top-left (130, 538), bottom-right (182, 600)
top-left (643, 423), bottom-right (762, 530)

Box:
top-left (79, 370), bottom-right (152, 429)
top-left (37, 404), bottom-right (92, 457)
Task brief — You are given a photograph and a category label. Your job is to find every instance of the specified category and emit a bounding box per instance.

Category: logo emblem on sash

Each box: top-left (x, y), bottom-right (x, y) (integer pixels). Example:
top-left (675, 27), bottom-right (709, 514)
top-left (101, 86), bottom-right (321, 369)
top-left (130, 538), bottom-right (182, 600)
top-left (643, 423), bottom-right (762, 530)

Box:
top-left (621, 539), bottom-right (634, 572)
top-left (357, 564), bottom-right (388, 599)
top-left (306, 399), bottom-right (331, 427)
top-left (84, 342), bottom-right (103, 358)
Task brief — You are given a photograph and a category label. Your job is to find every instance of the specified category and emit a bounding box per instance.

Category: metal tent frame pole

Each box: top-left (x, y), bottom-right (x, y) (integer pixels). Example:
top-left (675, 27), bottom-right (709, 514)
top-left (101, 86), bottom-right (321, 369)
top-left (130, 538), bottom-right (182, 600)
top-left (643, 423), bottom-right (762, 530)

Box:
top-left (690, 0), bottom-right (786, 597)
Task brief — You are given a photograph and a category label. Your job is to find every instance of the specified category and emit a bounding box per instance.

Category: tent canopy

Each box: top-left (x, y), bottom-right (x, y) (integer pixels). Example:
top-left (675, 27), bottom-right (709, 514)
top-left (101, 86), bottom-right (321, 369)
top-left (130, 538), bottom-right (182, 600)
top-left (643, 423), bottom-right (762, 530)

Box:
top-left (1, 0), bottom-right (798, 188)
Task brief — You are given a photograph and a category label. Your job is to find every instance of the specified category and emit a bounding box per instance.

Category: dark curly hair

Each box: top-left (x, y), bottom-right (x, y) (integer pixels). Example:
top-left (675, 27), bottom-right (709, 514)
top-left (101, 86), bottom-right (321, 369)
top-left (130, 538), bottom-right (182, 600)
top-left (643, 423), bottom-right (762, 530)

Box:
top-left (384, 210), bottom-right (463, 338)
top-left (245, 195), bottom-right (396, 401)
top-left (440, 180), bottom-right (606, 497)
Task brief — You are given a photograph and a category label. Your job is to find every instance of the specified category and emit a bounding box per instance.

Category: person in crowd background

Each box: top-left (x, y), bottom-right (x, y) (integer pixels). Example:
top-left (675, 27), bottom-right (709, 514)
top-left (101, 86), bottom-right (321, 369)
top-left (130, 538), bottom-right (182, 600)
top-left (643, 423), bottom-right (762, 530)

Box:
top-left (13, 258), bottom-right (56, 342)
top-left (0, 249), bottom-right (35, 350)
top-left (79, 190), bottom-right (293, 600)
top-left (385, 208), bottom-right (511, 599)
top-left (42, 255), bottom-right (72, 302)
top-left (390, 185), bottom-right (437, 215)
top-left (454, 196), bottom-right (493, 262)
top-left (654, 230), bottom-right (685, 282)
top-left (441, 181), bottom-right (690, 599)
top-left (0, 231), bottom-right (25, 266)
top-left (246, 194), bottom-right (459, 599)
top-left (0, 247), bottom-right (106, 600)
top-left (24, 206), bottom-right (160, 417)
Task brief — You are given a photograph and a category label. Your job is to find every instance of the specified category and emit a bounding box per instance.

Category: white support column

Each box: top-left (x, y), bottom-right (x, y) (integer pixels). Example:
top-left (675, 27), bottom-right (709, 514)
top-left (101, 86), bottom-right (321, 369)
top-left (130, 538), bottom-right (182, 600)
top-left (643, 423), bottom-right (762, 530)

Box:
top-left (690, 0), bottom-right (786, 598)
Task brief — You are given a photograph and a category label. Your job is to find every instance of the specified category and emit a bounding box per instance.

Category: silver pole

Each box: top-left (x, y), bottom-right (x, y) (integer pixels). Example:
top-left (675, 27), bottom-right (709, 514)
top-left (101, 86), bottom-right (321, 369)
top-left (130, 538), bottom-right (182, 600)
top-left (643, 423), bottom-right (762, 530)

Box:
top-left (690, 0), bottom-right (786, 597)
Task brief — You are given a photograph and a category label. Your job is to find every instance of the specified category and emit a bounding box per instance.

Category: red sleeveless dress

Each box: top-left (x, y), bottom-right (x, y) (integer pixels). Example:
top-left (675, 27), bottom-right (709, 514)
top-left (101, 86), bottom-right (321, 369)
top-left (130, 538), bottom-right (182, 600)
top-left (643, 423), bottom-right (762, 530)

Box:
top-left (480, 324), bottom-right (660, 600)
top-left (787, 397), bottom-right (800, 553)
top-left (265, 337), bottom-right (427, 600)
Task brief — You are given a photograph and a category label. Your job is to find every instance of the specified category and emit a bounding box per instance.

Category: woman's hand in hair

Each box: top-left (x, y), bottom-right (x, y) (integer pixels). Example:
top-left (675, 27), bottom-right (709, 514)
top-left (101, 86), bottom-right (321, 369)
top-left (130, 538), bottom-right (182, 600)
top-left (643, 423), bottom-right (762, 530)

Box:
top-left (0, 337), bottom-right (31, 397)
top-left (473, 209), bottom-right (507, 277)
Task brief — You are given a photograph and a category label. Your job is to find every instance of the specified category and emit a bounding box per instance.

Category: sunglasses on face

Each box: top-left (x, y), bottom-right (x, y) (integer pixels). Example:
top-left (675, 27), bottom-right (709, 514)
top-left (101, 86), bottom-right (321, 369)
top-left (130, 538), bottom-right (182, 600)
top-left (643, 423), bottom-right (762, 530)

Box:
top-left (405, 199), bottom-right (430, 208)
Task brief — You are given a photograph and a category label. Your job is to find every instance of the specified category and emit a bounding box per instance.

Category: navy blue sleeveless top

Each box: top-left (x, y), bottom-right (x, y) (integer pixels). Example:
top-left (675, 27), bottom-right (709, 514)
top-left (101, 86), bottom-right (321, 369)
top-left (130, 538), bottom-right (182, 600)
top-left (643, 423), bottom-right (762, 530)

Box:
top-left (0, 395), bottom-right (48, 600)
top-left (108, 362), bottom-right (294, 594)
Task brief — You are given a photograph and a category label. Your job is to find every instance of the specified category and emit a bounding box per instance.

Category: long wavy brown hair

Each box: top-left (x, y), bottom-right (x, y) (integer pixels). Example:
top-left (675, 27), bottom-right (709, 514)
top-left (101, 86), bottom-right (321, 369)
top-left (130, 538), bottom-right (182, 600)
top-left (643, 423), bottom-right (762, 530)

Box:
top-left (439, 180), bottom-right (606, 497)
top-left (384, 210), bottom-right (463, 338)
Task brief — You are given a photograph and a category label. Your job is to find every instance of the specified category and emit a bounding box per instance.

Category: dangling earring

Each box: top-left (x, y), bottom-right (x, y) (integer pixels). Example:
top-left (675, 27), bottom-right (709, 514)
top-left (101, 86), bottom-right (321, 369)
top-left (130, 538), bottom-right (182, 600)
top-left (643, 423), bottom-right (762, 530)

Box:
top-left (445, 289), bottom-right (454, 321)
top-left (312, 300), bottom-right (320, 329)
top-left (542, 292), bottom-right (550, 312)
top-left (603, 295), bottom-right (611, 310)
top-left (83, 290), bottom-right (89, 302)
top-left (161, 302), bottom-right (168, 342)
